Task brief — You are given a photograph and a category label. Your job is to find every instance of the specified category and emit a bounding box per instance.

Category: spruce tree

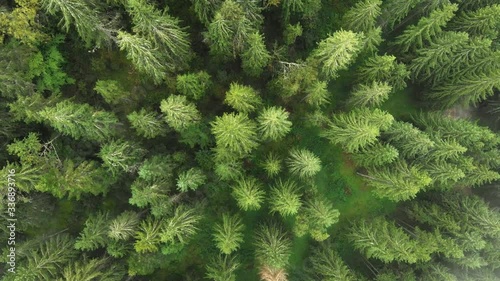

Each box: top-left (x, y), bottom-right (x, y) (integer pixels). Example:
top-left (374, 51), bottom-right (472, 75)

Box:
top-left (176, 71), bottom-right (211, 100)
top-left (213, 213), bottom-right (245, 254)
top-left (269, 179), bottom-right (302, 217)
top-left (224, 83), bottom-right (262, 113)
top-left (257, 106), bottom-right (292, 141)
top-left (286, 148), bottom-right (322, 179)
top-left (160, 95), bottom-right (201, 131)
top-left (254, 223), bottom-right (291, 269)
top-left (211, 112), bottom-right (259, 156)
top-left (205, 254), bottom-right (240, 281)
top-left (241, 31), bottom-right (271, 77)
top-left (342, 0), bottom-right (382, 32)
top-left (308, 244), bottom-right (357, 281)
top-left (348, 81), bottom-right (392, 108)
top-left (384, 121), bottom-right (435, 159)
top-left (351, 142), bottom-right (399, 167)
top-left (127, 109), bottom-right (169, 139)
top-left (232, 176), bottom-right (265, 211)
top-left (294, 198), bottom-right (339, 241)
top-left (451, 4), bottom-right (500, 39)
top-left (75, 211), bottom-right (111, 251)
top-left (98, 140), bottom-right (146, 176)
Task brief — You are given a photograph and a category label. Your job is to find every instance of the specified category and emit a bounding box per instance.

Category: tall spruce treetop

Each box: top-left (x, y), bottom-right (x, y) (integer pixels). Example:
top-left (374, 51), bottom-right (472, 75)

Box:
top-left (394, 3), bottom-right (458, 52)
top-left (310, 30), bottom-right (364, 79)
top-left (342, 0), bottom-right (382, 32)
top-left (211, 112), bottom-right (259, 156)
top-left (224, 83), bottom-right (262, 113)
top-left (160, 95), bottom-right (201, 131)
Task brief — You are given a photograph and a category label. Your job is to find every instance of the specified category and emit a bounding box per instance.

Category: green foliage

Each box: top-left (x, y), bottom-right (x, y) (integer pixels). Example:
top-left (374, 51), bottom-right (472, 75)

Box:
top-left (127, 109), bottom-right (169, 139)
top-left (232, 176), bottom-right (265, 211)
top-left (310, 30), bottom-right (364, 79)
top-left (213, 213), bottom-right (245, 254)
top-left (294, 198), bottom-right (340, 241)
top-left (108, 211), bottom-right (140, 241)
top-left (384, 121), bottom-right (435, 159)
top-left (27, 37), bottom-right (75, 93)
top-left (160, 205), bottom-right (202, 245)
top-left (357, 54), bottom-right (410, 90)
top-left (7, 132), bottom-right (43, 166)
top-left (261, 152), bottom-right (283, 177)
top-left (224, 83), bottom-right (262, 113)
top-left (342, 0), bottom-right (382, 32)
top-left (211, 112), bottom-right (259, 156)
top-left (192, 0), bottom-right (222, 26)
top-left (134, 216), bottom-right (164, 253)
top-left (94, 80), bottom-right (130, 105)
top-left (176, 71), bottom-right (211, 100)
top-left (241, 32), bottom-right (271, 77)
top-left (351, 142), bottom-right (399, 167)
top-left (0, 0), bottom-right (45, 45)
top-left (394, 4), bottom-right (458, 52)
top-left (451, 4), bottom-right (500, 39)
top-left (286, 148), bottom-right (322, 179)
top-left (160, 95), bottom-right (201, 131)
top-left (308, 245), bottom-right (357, 281)
top-left (283, 23), bottom-right (302, 45)
top-left (254, 223), bottom-right (291, 269)
top-left (98, 140), bottom-right (145, 175)
top-left (58, 257), bottom-right (125, 281)
top-left (75, 211), bottom-right (111, 251)
top-left (257, 106), bottom-right (292, 141)
top-left (269, 179), bottom-right (302, 217)
top-left (304, 80), bottom-right (330, 108)
top-left (348, 81), bottom-right (392, 108)
top-left (176, 167), bottom-right (207, 192)
top-left (380, 0), bottom-right (424, 29)
top-left (205, 254), bottom-right (240, 281)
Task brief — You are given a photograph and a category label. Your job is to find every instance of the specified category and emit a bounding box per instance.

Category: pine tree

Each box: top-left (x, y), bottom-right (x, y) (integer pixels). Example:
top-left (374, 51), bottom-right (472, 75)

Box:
top-left (75, 211), bottom-right (111, 251)
top-left (160, 205), bottom-right (201, 245)
top-left (254, 223), bottom-right (291, 269)
top-left (117, 31), bottom-right (166, 84)
top-left (224, 83), bottom-right (262, 113)
top-left (361, 160), bottom-right (432, 201)
top-left (40, 100), bottom-right (119, 142)
top-left (351, 142), bottom-right (399, 167)
top-left (127, 109), bottom-right (169, 139)
top-left (232, 176), bottom-right (265, 211)
top-left (211, 112), bottom-right (259, 156)
top-left (206, 254), bottom-right (240, 281)
top-left (241, 31), bottom-right (271, 77)
top-left (294, 198), bottom-right (340, 241)
top-left (310, 30), bottom-right (363, 79)
top-left (176, 71), bottom-right (211, 100)
top-left (342, 0), bottom-right (382, 32)
top-left (176, 168), bottom-right (207, 192)
top-left (257, 106), bottom-right (292, 141)
top-left (349, 217), bottom-right (423, 264)
top-left (98, 140), bottom-right (145, 176)
top-left (126, 0), bottom-right (192, 69)
top-left (108, 211), bottom-right (140, 241)
top-left (451, 4), bottom-right (500, 39)
top-left (213, 213), bottom-right (245, 254)
top-left (308, 244), bottom-right (357, 281)
top-left (348, 81), bottom-right (392, 108)
top-left (286, 148), bottom-right (322, 179)
top-left (160, 95), bottom-right (201, 131)
top-left (261, 152), bottom-right (283, 178)
top-left (384, 121), bottom-right (435, 159)
top-left (356, 55), bottom-right (409, 90)
top-left (394, 4), bottom-right (458, 52)
top-left (269, 179), bottom-right (302, 217)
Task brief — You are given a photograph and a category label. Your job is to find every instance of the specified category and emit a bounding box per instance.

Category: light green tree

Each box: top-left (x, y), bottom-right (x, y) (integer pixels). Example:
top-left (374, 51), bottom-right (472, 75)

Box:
top-left (310, 30), bottom-right (363, 79)
top-left (205, 254), bottom-right (240, 281)
top-left (356, 54), bottom-right (409, 90)
top-left (384, 121), bottom-right (435, 159)
top-left (304, 80), bottom-right (330, 108)
top-left (348, 81), bottom-right (392, 108)
top-left (160, 205), bottom-right (201, 245)
top-left (269, 179), bottom-right (302, 217)
top-left (257, 106), bottom-right (292, 141)
top-left (254, 223), bottom-right (291, 269)
top-left (394, 4), bottom-right (458, 52)
top-left (108, 211), bottom-right (140, 241)
top-left (127, 109), bottom-right (168, 139)
top-left (211, 112), bottom-right (259, 156)
top-left (241, 32), bottom-right (271, 77)
top-left (75, 211), bottom-right (111, 251)
top-left (213, 213), bottom-right (245, 254)
top-left (232, 176), bottom-right (265, 211)
top-left (224, 83), bottom-right (262, 113)
top-left (57, 257), bottom-right (125, 281)
top-left (451, 4), bottom-right (500, 39)
top-left (308, 244), bottom-right (357, 281)
top-left (351, 142), bottom-right (399, 167)
top-left (176, 168), bottom-right (207, 192)
top-left (98, 140), bottom-right (145, 176)
top-left (160, 95), bottom-right (201, 131)
top-left (176, 71), bottom-right (211, 100)
top-left (94, 80), bottom-right (130, 105)
top-left (380, 0), bottom-right (424, 29)
top-left (286, 148), bottom-right (322, 179)
top-left (134, 216), bottom-right (164, 253)
top-left (294, 198), bottom-right (340, 241)
top-left (261, 152), bottom-right (283, 177)
top-left (343, 0), bottom-right (382, 32)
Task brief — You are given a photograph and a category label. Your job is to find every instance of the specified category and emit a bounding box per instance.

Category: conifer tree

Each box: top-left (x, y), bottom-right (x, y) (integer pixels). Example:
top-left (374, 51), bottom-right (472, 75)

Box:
top-left (269, 179), bottom-right (302, 217)
top-left (58, 257), bottom-right (125, 281)
top-left (351, 142), bottom-right (399, 167)
top-left (232, 176), bottom-right (265, 211)
top-left (294, 198), bottom-right (339, 241)
top-left (127, 109), bottom-right (168, 139)
top-left (94, 80), bottom-right (130, 105)
top-left (241, 31), bottom-right (271, 77)
top-left (428, 138), bottom-right (467, 162)
top-left (384, 121), bottom-right (435, 159)
top-left (257, 106), bottom-right (292, 141)
top-left (224, 83), bottom-right (262, 113)
top-left (254, 223), bottom-right (291, 269)
top-left (361, 160), bottom-right (432, 201)
top-left (75, 211), bottom-right (111, 251)
top-left (211, 112), bottom-right (259, 156)
top-left (424, 162), bottom-right (465, 188)
top-left (160, 95), bottom-right (201, 131)
top-left (310, 30), bottom-right (364, 79)
top-left (348, 81), bottom-right (392, 108)
top-left (261, 153), bottom-right (283, 177)
top-left (160, 206), bottom-right (201, 245)
top-left (451, 4), bottom-right (500, 39)
top-left (176, 71), bottom-right (211, 100)
top-left (380, 0), bottom-right (424, 29)
top-left (308, 244), bottom-right (357, 281)
top-left (356, 54), bottom-right (409, 90)
top-left (134, 216), bottom-right (164, 253)
top-left (176, 168), bottom-right (207, 192)
top-left (213, 213), bottom-right (245, 254)
top-left (98, 140), bottom-right (146, 176)
top-left (394, 4), bottom-right (458, 52)
top-left (342, 0), bottom-right (382, 32)
top-left (108, 211), bottom-right (140, 241)
top-left (286, 148), bottom-right (322, 179)
top-left (304, 80), bottom-right (330, 108)
top-left (206, 254), bottom-right (240, 281)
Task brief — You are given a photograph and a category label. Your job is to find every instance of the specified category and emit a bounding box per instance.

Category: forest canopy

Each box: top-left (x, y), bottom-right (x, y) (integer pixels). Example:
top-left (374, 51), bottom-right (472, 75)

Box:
top-left (1, 0), bottom-right (500, 280)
